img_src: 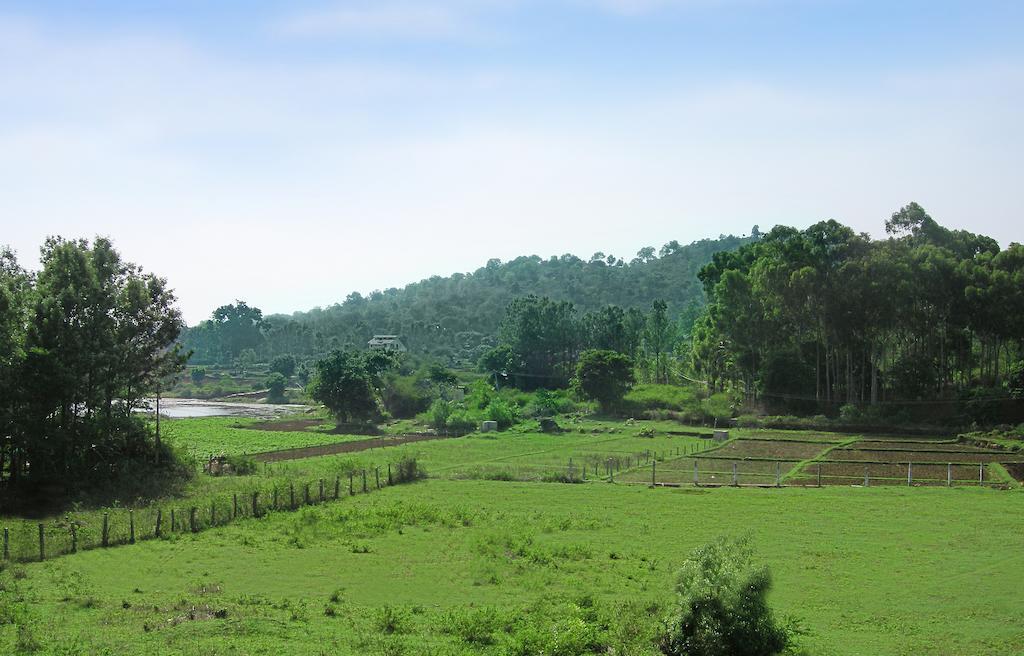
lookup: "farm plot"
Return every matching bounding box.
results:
[701,438,835,461]
[826,448,1017,464]
[797,461,993,485]
[854,439,992,452]
[616,456,800,486]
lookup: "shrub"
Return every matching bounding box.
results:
[382,375,434,419]
[423,399,451,431]
[224,454,257,476]
[446,409,479,432]
[266,373,287,403]
[657,537,789,656]
[485,398,520,428]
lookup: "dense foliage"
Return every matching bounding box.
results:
[0,238,187,496]
[693,204,1024,422]
[573,349,636,412]
[180,234,755,367]
[307,349,396,424]
[658,538,790,656]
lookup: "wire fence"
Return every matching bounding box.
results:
[1,458,422,564]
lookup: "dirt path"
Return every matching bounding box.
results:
[251,432,462,462]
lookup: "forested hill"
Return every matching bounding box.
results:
[182,232,758,365]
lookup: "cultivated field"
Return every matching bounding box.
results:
[3,417,1023,655]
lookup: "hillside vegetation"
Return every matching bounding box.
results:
[181,233,756,366]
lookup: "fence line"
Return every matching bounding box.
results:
[2,459,421,564]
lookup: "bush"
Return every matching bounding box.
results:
[657,537,789,656]
[383,375,434,419]
[485,398,520,428]
[423,399,451,431]
[224,454,257,476]
[624,384,699,412]
[446,409,479,432]
[524,389,579,418]
[266,373,287,403]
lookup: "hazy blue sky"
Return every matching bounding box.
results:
[2,1,1022,324]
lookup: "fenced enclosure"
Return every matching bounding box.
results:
[1,458,421,564]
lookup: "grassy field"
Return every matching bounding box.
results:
[2,481,1022,655]
[3,416,1023,654]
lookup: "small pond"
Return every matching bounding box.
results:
[138,398,308,419]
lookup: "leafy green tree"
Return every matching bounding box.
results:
[190,367,207,385]
[658,537,790,656]
[308,349,395,423]
[573,349,636,412]
[6,237,186,490]
[270,353,297,377]
[266,372,287,402]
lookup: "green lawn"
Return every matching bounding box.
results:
[2,481,1022,655]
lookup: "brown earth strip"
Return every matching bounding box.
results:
[251,432,459,462]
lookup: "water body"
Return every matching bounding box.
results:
[139,398,307,419]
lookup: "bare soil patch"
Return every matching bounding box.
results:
[252,432,455,462]
[705,439,831,461]
[1002,462,1024,482]
[828,448,1021,464]
[238,419,325,432]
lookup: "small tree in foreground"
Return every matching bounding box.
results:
[573,349,635,413]
[658,537,790,656]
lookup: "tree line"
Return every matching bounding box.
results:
[0,238,185,496]
[692,203,1024,420]
[179,233,756,367]
[478,295,690,391]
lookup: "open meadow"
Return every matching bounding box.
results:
[3,417,1023,655]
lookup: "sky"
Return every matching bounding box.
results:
[1,1,1022,325]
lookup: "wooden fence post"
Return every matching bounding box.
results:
[170,508,176,532]
[232,494,238,518]
[375,468,380,489]
[387,464,392,486]
[335,477,341,499]
[651,460,656,486]
[319,479,325,503]
[303,484,310,505]
[190,507,198,533]
[290,483,295,509]
[252,491,259,518]
[102,512,109,547]
[129,510,135,544]
[38,523,44,561]
[362,470,367,493]
[732,462,738,487]
[817,463,822,487]
[155,509,163,538]
[863,466,869,487]
[693,459,699,486]
[776,461,781,488]
[3,527,8,560]
[607,459,613,483]
[947,463,952,487]
[907,462,912,486]
[979,463,984,483]
[349,472,354,496]
[71,523,77,553]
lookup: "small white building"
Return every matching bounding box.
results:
[368,335,407,352]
